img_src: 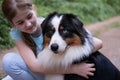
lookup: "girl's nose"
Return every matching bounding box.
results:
[25,20,32,27]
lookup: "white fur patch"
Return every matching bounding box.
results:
[51,15,62,29]
[49,15,67,53]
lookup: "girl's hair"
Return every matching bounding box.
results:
[2,0,37,56]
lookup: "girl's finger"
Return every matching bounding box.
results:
[88,72,94,76]
[89,67,96,72]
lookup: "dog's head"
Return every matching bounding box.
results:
[41,12,89,54]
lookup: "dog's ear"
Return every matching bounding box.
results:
[63,13,83,28]
[70,14,83,28]
[65,14,87,43]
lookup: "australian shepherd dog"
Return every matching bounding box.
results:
[37,12,120,80]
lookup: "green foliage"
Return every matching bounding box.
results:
[0,0,120,49]
[35,0,120,23]
[106,0,120,13]
[0,1,14,49]
[0,13,14,49]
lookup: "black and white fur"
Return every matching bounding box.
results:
[37,12,120,80]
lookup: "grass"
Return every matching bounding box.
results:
[106,22,120,30]
[109,22,120,28]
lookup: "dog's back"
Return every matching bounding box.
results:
[64,51,120,80]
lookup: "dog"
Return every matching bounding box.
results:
[37,12,120,80]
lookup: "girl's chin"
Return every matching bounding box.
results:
[30,27,37,34]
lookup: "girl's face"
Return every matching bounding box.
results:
[12,9,38,34]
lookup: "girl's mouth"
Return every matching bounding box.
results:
[27,26,34,31]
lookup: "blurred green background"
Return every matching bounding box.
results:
[0,0,120,49]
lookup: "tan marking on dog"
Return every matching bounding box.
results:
[60,26,64,30]
[66,34,82,46]
[44,35,50,47]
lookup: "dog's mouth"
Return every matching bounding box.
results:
[50,43,70,54]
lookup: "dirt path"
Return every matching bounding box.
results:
[99,27,120,70]
[0,16,120,78]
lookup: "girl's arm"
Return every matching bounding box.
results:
[92,37,103,52]
[14,40,96,79]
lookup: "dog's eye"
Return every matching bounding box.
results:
[46,30,54,38]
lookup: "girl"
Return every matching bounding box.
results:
[1,0,102,80]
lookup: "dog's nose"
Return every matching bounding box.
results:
[51,43,58,53]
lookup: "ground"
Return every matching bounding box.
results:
[0,16,120,78]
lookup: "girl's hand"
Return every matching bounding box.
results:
[70,62,95,79]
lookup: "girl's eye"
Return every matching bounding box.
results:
[27,13,33,20]
[18,21,24,25]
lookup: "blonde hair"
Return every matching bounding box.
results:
[2,0,37,56]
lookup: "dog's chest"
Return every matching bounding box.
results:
[37,43,92,69]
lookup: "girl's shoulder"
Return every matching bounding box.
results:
[10,27,20,32]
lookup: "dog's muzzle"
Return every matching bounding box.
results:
[50,43,70,54]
